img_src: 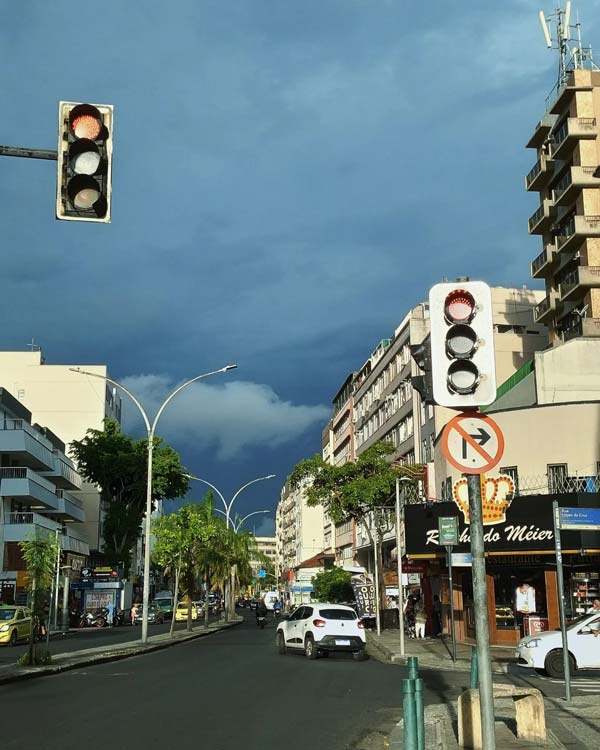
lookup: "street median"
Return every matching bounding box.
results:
[0,616,244,686]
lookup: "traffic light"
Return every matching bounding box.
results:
[56,101,113,222]
[429,281,496,408]
[409,335,435,405]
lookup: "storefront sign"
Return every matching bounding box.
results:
[451,553,473,567]
[438,516,459,545]
[351,573,376,618]
[81,567,120,582]
[84,590,115,611]
[405,495,600,556]
[523,617,549,636]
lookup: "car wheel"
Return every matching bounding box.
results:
[9,629,18,646]
[305,635,318,660]
[545,649,575,679]
[320,650,330,658]
[353,648,368,662]
[276,631,286,655]
[95,617,106,628]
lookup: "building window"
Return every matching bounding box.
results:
[500,466,519,495]
[548,464,568,494]
[442,477,452,501]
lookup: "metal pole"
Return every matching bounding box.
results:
[62,572,70,631]
[396,478,405,655]
[52,531,61,630]
[0,145,58,160]
[553,500,572,702]
[446,544,456,662]
[374,532,381,636]
[140,431,154,644]
[467,473,496,750]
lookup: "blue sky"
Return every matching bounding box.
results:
[2,1,597,534]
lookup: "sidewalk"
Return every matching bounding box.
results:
[0,616,243,686]
[367,629,515,673]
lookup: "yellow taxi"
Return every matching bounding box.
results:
[174,602,198,622]
[0,605,33,646]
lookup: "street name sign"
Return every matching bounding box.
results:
[438,516,459,545]
[558,507,600,531]
[441,412,504,475]
[258,569,266,578]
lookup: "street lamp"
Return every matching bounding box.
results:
[70,364,237,644]
[212,508,270,534]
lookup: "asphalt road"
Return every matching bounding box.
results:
[0,616,219,667]
[0,611,466,750]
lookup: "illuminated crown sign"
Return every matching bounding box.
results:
[452,475,515,525]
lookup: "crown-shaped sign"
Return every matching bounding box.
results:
[452,475,515,526]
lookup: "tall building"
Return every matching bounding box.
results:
[0,351,121,555]
[527,67,600,345]
[0,388,86,604]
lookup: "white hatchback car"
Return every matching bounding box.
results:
[516,611,600,677]
[276,603,367,660]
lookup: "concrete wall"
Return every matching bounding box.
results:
[535,338,600,404]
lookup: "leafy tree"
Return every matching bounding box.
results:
[71,419,189,574]
[312,567,354,603]
[19,533,59,665]
[290,441,422,610]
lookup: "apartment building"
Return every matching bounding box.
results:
[527,67,600,345]
[275,477,324,583]
[0,388,87,604]
[321,420,335,555]
[0,351,121,555]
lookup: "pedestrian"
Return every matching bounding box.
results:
[587,598,600,613]
[432,594,442,638]
[414,596,426,639]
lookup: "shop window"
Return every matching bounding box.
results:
[548,464,568,493]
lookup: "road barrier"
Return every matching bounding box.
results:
[403,657,425,750]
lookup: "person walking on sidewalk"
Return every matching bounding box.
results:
[432,594,442,638]
[414,596,426,638]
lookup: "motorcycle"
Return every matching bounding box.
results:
[80,607,109,628]
[112,608,128,627]
[256,614,267,629]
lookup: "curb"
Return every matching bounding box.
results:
[366,639,510,674]
[0,618,243,686]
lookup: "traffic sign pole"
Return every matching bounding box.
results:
[553,500,572,702]
[467,473,496,750]
[446,544,456,663]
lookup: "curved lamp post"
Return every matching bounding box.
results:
[70,364,237,643]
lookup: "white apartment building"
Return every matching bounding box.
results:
[0,387,87,604]
[0,351,121,555]
[276,477,324,584]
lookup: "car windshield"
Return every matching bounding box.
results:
[568,613,599,631]
[319,609,357,620]
[0,609,16,620]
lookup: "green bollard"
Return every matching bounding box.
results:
[402,678,418,750]
[470,646,479,689]
[414,677,425,750]
[407,655,419,680]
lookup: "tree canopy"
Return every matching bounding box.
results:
[71,418,189,573]
[312,567,354,603]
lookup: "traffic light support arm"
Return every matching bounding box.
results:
[0,145,58,160]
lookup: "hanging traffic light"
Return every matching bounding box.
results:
[429,281,496,408]
[56,102,113,222]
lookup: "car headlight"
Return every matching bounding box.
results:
[0,624,10,632]
[524,638,541,648]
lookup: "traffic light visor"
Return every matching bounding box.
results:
[444,290,475,324]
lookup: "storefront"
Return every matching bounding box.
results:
[405,493,600,645]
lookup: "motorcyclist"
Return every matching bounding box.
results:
[273,599,282,618]
[255,598,268,622]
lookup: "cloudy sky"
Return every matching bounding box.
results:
[2,1,596,533]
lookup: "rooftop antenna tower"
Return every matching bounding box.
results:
[539,3,598,92]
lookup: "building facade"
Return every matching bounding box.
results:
[0,388,87,605]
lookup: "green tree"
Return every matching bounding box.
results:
[19,533,59,665]
[71,419,189,574]
[312,567,354,603]
[290,441,422,610]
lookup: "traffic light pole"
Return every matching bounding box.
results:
[0,145,57,160]
[467,473,496,750]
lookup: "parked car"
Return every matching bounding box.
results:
[174,602,199,622]
[133,605,165,625]
[0,606,33,646]
[516,611,600,677]
[276,603,367,660]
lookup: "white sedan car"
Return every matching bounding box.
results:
[276,603,366,660]
[516,611,600,677]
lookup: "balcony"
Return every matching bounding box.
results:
[53,489,86,522]
[40,452,82,490]
[526,113,557,149]
[559,266,600,301]
[3,511,61,543]
[553,166,600,206]
[551,118,597,159]
[61,525,90,556]
[0,467,60,510]
[556,215,600,254]
[528,199,554,235]
[525,151,556,191]
[563,317,600,341]
[549,72,594,114]
[0,420,55,471]
[531,244,555,279]
[534,295,555,324]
